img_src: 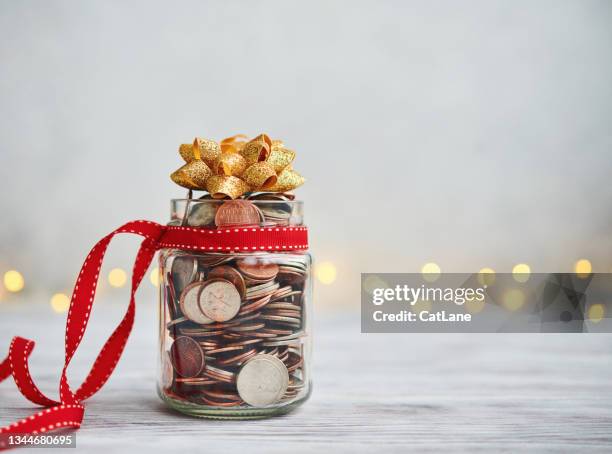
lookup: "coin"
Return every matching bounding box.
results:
[237,260,279,280]
[199,279,241,322]
[207,265,247,298]
[170,336,205,378]
[214,200,263,228]
[179,282,214,324]
[171,255,198,296]
[236,354,289,407]
[187,202,217,227]
[161,351,174,389]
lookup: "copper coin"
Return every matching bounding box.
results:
[214,200,263,228]
[207,265,247,298]
[237,260,279,280]
[170,336,205,378]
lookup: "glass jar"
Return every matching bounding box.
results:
[157,196,312,418]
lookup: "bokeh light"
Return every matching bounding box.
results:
[3,270,24,293]
[362,275,388,295]
[465,295,486,314]
[477,267,495,286]
[503,289,525,311]
[512,263,531,283]
[315,262,337,285]
[50,293,70,313]
[574,259,592,278]
[150,267,160,287]
[108,268,127,288]
[587,303,605,323]
[421,262,440,283]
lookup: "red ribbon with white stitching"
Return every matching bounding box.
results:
[0,220,308,449]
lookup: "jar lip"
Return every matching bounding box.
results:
[171,198,303,206]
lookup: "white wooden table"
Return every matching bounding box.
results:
[1,302,611,452]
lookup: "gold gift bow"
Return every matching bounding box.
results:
[170,134,305,199]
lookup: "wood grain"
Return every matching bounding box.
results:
[1,303,611,452]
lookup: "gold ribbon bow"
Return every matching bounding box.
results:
[170,134,305,199]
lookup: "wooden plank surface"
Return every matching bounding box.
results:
[1,302,611,452]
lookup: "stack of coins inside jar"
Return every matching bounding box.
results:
[158,194,311,416]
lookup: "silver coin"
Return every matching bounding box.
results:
[179,282,213,324]
[236,354,289,407]
[199,280,241,322]
[187,202,217,227]
[171,256,198,296]
[161,351,174,389]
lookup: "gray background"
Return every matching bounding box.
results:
[1,2,612,452]
[1,0,612,311]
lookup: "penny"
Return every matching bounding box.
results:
[214,200,263,228]
[170,336,205,378]
[198,255,233,267]
[216,348,258,366]
[237,260,279,280]
[236,354,289,407]
[199,279,241,322]
[207,265,247,298]
[179,282,214,324]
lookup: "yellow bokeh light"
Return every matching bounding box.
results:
[477,268,495,286]
[150,267,160,287]
[4,270,25,293]
[465,295,486,314]
[512,263,531,283]
[50,293,70,313]
[108,268,127,288]
[503,289,525,311]
[574,259,592,278]
[421,262,441,283]
[315,261,337,285]
[362,275,388,295]
[587,304,605,323]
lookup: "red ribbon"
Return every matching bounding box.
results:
[0,220,308,448]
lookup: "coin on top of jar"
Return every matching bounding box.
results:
[236,353,289,407]
[169,336,205,378]
[179,282,214,324]
[187,201,217,227]
[198,278,241,322]
[214,199,264,228]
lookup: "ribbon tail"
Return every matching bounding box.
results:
[75,239,158,401]
[0,351,12,382]
[0,221,165,448]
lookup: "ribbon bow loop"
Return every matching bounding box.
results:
[170,134,305,199]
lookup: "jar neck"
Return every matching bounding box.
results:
[170,197,304,228]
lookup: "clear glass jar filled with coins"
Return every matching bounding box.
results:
[157,193,312,418]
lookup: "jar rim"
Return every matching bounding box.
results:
[171,198,303,206]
